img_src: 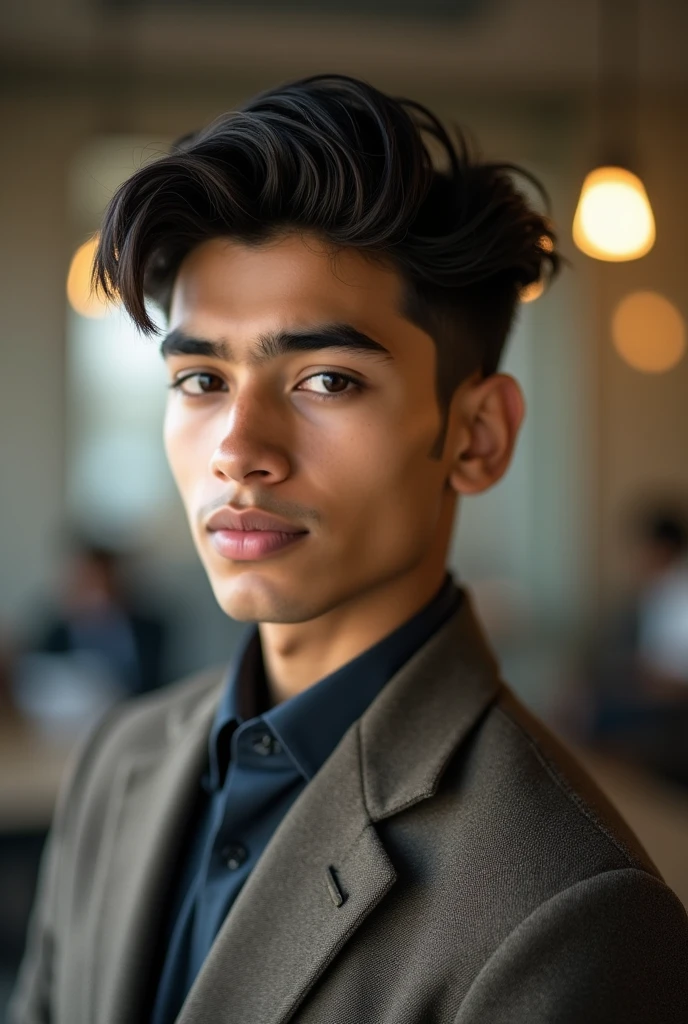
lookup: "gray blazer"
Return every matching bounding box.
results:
[10,590,688,1023]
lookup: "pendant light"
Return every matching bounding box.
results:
[573,0,655,261]
[67,234,111,319]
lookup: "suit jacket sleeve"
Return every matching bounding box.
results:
[7,706,124,1024]
[454,866,688,1024]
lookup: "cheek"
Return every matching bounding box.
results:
[163,405,205,498]
[380,435,446,520]
[321,409,447,534]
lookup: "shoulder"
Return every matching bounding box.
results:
[455,865,688,1023]
[393,676,667,932]
[406,680,687,992]
[450,682,661,878]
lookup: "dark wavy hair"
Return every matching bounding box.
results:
[94,74,560,432]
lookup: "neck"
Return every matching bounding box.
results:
[259,558,450,706]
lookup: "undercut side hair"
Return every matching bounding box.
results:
[94,74,560,436]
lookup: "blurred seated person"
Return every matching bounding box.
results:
[581,503,688,786]
[26,536,168,699]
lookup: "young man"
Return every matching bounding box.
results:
[11,75,688,1024]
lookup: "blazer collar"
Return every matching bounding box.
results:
[360,587,502,820]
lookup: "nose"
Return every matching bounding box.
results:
[209,390,292,486]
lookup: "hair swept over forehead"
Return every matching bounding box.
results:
[93,73,560,384]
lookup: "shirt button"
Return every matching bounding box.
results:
[252,731,282,756]
[221,843,248,871]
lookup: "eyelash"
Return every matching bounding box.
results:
[167,370,364,401]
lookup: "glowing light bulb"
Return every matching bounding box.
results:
[67,235,111,318]
[572,166,655,261]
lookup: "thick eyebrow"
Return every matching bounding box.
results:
[159,323,393,365]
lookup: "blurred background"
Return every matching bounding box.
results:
[1,0,688,1014]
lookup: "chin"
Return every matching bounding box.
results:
[210,571,312,624]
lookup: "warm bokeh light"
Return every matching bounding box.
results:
[612,291,686,373]
[573,166,656,261]
[520,278,545,303]
[66,235,111,318]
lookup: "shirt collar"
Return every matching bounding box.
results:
[206,626,262,791]
[207,571,462,790]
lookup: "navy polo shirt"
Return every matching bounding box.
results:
[151,572,462,1024]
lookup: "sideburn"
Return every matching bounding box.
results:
[401,288,480,461]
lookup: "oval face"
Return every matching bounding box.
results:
[162,231,460,626]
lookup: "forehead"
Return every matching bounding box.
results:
[169,233,408,339]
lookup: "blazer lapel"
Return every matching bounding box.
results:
[360,587,503,821]
[176,589,501,1024]
[92,670,225,1024]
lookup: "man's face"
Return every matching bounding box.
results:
[163,232,462,623]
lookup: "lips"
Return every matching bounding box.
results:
[206,507,308,534]
[205,506,310,562]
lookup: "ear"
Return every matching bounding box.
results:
[447,373,525,496]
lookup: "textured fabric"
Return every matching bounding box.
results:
[151,573,461,1024]
[9,587,688,1024]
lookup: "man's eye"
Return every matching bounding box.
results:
[167,370,363,400]
[296,372,362,398]
[168,373,226,397]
